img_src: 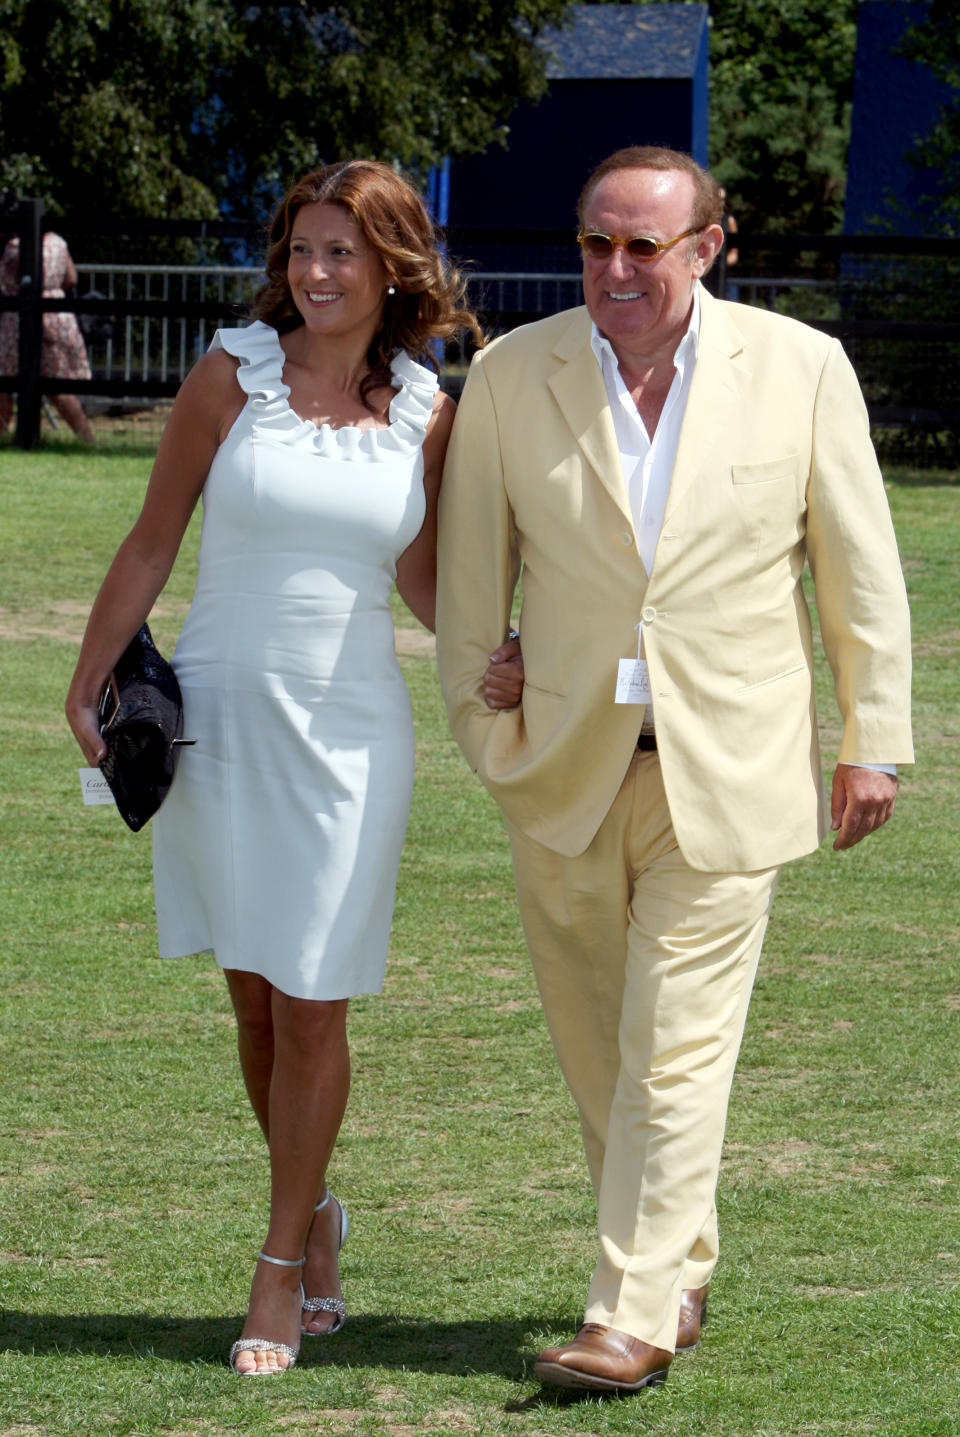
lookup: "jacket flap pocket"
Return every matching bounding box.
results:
[731,455,800,485]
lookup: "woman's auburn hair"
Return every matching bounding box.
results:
[251,159,483,405]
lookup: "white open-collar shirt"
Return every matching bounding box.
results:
[590,286,701,577]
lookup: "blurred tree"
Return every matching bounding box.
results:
[898,0,960,234]
[705,0,859,234]
[0,0,233,220]
[0,0,574,223]
[583,0,857,233]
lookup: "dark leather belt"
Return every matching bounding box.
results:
[637,733,658,752]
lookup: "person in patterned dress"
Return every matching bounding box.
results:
[0,229,94,441]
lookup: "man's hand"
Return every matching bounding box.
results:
[483,637,524,710]
[830,763,899,850]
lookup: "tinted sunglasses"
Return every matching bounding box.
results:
[576,227,700,262]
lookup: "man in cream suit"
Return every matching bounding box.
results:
[436,147,913,1394]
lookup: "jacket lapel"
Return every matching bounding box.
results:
[543,296,751,530]
[547,309,632,522]
[663,287,750,524]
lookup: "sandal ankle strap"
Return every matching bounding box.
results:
[257,1250,305,1268]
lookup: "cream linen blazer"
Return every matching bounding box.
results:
[436,287,913,872]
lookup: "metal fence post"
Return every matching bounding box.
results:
[14,198,44,450]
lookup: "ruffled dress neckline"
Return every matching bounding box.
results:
[212,319,439,462]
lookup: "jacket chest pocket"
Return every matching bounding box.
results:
[730,455,804,560]
[731,456,800,486]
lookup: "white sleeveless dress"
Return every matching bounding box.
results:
[152,321,438,1000]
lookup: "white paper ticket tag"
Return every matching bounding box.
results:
[79,767,114,806]
[615,657,652,705]
[615,617,653,705]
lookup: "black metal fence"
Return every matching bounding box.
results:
[0,199,262,448]
[717,232,960,463]
[3,198,959,464]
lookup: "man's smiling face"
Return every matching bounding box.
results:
[580,167,709,364]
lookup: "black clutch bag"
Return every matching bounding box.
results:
[98,623,194,832]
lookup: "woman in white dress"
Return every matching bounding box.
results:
[66,161,523,1374]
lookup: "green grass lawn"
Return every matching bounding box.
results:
[0,439,958,1435]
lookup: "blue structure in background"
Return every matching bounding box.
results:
[437,2,708,257]
[424,157,451,229]
[845,0,952,234]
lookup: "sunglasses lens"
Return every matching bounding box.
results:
[580,233,662,261]
[581,233,614,259]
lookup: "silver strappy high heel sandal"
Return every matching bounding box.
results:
[229,1251,305,1374]
[301,1189,349,1335]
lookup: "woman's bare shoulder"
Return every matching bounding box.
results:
[163,346,245,447]
[421,388,457,494]
[183,346,241,394]
[428,387,457,432]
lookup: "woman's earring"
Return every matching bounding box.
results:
[387,285,396,295]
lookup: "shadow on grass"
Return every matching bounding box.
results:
[0,1309,579,1383]
[0,436,159,460]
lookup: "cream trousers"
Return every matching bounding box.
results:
[506,750,779,1352]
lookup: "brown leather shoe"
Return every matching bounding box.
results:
[675,1283,710,1352]
[534,1323,672,1393]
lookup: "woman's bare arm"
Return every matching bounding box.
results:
[65,349,243,764]
[394,389,456,633]
[395,389,525,709]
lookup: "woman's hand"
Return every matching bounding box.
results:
[483,636,524,710]
[66,690,107,767]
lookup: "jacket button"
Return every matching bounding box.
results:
[621,530,633,546]
[642,605,657,622]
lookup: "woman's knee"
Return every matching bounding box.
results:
[272,994,348,1052]
[225,968,275,1045]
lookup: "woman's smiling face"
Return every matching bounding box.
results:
[287,201,390,343]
